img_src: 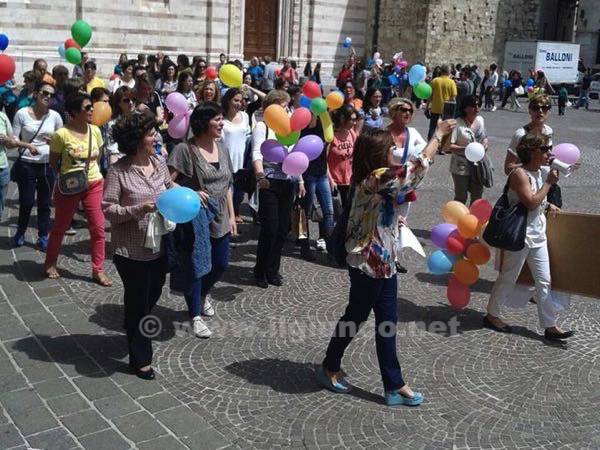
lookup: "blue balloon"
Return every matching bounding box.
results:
[388,75,399,86]
[0,34,8,52]
[58,44,66,59]
[504,79,511,88]
[366,58,374,67]
[408,64,426,86]
[526,78,535,87]
[343,42,350,48]
[299,95,311,108]
[156,187,201,223]
[427,250,456,275]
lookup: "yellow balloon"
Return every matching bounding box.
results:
[263,104,291,136]
[91,101,112,127]
[326,91,344,110]
[441,201,469,225]
[319,111,334,143]
[218,64,242,88]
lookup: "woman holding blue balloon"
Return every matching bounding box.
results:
[102,110,174,380]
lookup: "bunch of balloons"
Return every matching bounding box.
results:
[165,92,191,139]
[58,20,93,65]
[392,52,408,72]
[218,64,242,88]
[427,199,493,309]
[372,52,383,67]
[408,64,431,100]
[156,187,201,223]
[0,33,15,84]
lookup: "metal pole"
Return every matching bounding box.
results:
[572,0,580,43]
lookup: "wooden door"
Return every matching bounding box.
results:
[244,0,278,59]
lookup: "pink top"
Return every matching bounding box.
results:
[327,129,356,185]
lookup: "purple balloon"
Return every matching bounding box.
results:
[261,139,287,163]
[431,223,457,249]
[282,152,309,177]
[552,143,580,165]
[293,135,324,161]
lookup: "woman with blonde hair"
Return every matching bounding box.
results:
[196,79,220,105]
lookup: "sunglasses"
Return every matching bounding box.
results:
[83,104,94,112]
[398,107,413,114]
[540,145,552,152]
[121,97,132,104]
[349,116,358,121]
[531,105,551,112]
[39,91,55,98]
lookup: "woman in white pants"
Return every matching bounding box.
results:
[484,132,574,341]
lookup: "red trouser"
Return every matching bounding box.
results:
[45,179,106,273]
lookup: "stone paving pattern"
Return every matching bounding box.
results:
[1,106,599,449]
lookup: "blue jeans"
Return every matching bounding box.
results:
[576,89,589,109]
[0,166,9,218]
[184,234,230,317]
[302,174,334,235]
[232,185,245,217]
[323,267,405,391]
[14,161,55,237]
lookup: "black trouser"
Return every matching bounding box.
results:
[114,255,166,369]
[337,185,351,213]
[428,113,441,140]
[558,101,566,115]
[254,179,294,279]
[15,160,54,237]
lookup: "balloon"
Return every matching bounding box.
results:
[527,86,534,93]
[398,60,408,69]
[465,142,485,163]
[343,37,352,48]
[526,78,535,87]
[264,104,291,136]
[319,111,334,143]
[168,114,190,139]
[276,131,300,146]
[91,102,112,127]
[219,63,242,88]
[165,92,189,116]
[441,200,469,224]
[447,275,471,309]
[261,140,287,163]
[299,95,312,108]
[0,54,15,84]
[414,81,432,100]
[58,43,66,58]
[453,259,479,285]
[427,250,455,275]
[293,135,324,161]
[282,152,309,176]
[430,223,457,248]
[387,75,398,86]
[290,107,312,131]
[552,143,580,165]
[457,214,480,239]
[0,34,8,52]
[326,91,344,110]
[408,64,426,86]
[65,47,82,65]
[469,199,492,224]
[302,81,321,99]
[204,66,218,80]
[466,242,491,265]
[310,97,327,115]
[504,79,511,88]
[71,20,92,47]
[64,38,81,50]
[156,187,201,224]
[394,65,402,74]
[373,52,381,59]
[375,58,383,66]
[446,230,466,255]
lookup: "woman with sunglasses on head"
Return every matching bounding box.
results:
[328,105,358,213]
[106,86,136,166]
[45,91,112,286]
[484,132,572,341]
[10,81,63,249]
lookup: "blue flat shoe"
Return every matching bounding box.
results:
[316,366,351,394]
[13,233,24,248]
[36,236,48,252]
[385,390,423,407]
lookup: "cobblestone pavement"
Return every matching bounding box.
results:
[1,106,599,450]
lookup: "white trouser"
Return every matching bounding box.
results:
[510,91,521,109]
[487,242,556,329]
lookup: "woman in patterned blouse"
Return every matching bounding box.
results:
[317,119,455,407]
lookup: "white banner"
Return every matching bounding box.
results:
[535,42,580,84]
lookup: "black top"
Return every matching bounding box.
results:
[301,120,327,177]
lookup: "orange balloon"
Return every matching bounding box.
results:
[453,259,479,285]
[326,91,344,110]
[457,214,479,239]
[441,201,469,225]
[263,104,291,137]
[466,242,491,265]
[91,102,112,127]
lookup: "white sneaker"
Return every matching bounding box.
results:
[202,296,215,317]
[491,106,497,111]
[316,238,327,252]
[192,316,212,338]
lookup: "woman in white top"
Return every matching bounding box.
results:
[108,60,136,94]
[176,72,197,111]
[220,88,250,222]
[447,95,489,205]
[485,132,573,341]
[10,81,63,249]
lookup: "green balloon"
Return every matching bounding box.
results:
[414,81,432,100]
[71,20,92,47]
[65,47,82,65]
[310,97,327,115]
[276,131,300,146]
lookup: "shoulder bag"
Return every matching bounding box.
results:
[57,126,93,195]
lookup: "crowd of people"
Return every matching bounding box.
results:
[0,50,575,403]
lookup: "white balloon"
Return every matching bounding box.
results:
[465,142,485,163]
[373,52,381,59]
[375,58,383,66]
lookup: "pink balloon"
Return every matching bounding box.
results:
[261,139,287,163]
[552,143,580,165]
[292,135,324,161]
[290,107,312,132]
[447,275,471,309]
[168,114,189,139]
[469,199,492,223]
[165,92,189,116]
[282,152,309,177]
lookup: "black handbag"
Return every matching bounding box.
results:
[57,127,93,195]
[482,176,528,251]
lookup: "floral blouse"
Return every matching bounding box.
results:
[345,156,429,278]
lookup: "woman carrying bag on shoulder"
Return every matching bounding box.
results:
[45,91,112,286]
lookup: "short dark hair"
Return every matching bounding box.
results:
[221,88,241,113]
[189,102,223,136]
[84,61,97,71]
[90,87,110,103]
[516,132,550,165]
[177,54,190,68]
[332,104,357,129]
[122,60,135,72]
[177,72,193,92]
[52,65,69,78]
[458,95,479,118]
[65,91,91,116]
[111,110,157,155]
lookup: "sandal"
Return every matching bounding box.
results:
[92,272,113,287]
[45,267,60,279]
